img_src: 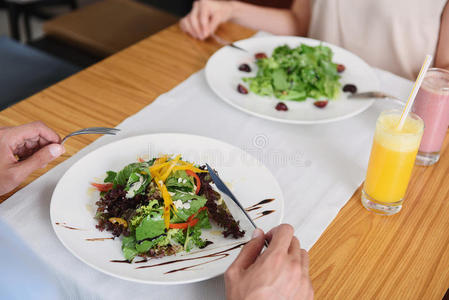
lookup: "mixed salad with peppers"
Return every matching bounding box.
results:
[92,155,244,262]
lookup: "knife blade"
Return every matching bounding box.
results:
[348,91,389,99]
[348,91,405,106]
[206,164,269,247]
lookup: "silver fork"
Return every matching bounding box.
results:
[61,127,120,145]
[348,91,405,106]
[211,33,248,52]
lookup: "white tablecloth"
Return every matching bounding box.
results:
[0,63,412,298]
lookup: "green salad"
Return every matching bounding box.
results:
[243,44,341,101]
[93,155,245,262]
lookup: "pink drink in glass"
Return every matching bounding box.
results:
[413,68,449,165]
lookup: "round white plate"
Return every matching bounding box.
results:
[205,36,380,124]
[50,134,283,284]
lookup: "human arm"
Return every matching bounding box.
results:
[435,1,449,70]
[225,224,314,300]
[0,121,65,196]
[180,0,310,40]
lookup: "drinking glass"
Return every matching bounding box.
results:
[362,110,424,215]
[413,68,449,166]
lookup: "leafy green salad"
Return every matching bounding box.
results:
[243,44,342,101]
[93,155,244,262]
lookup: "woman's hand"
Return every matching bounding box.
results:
[225,224,313,300]
[0,122,65,196]
[180,0,234,40]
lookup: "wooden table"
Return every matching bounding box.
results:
[1,23,449,299]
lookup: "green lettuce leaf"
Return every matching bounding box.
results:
[130,199,159,229]
[195,209,211,229]
[170,193,207,223]
[114,162,150,187]
[135,234,167,253]
[122,235,138,261]
[135,209,165,241]
[165,170,194,193]
[104,171,117,183]
[183,227,207,252]
[272,69,289,91]
[124,172,150,198]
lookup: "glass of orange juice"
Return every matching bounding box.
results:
[362,110,424,215]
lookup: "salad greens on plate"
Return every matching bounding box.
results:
[92,155,245,262]
[243,44,341,101]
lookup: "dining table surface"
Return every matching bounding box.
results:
[1,22,449,300]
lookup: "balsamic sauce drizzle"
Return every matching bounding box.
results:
[246,206,261,212]
[135,259,149,264]
[110,259,131,264]
[165,256,226,274]
[253,210,275,220]
[136,242,247,273]
[55,222,84,230]
[85,237,114,241]
[245,198,275,211]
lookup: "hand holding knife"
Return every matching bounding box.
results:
[206,164,269,248]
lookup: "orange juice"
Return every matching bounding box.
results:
[362,110,423,215]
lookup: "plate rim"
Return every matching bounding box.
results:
[50,133,284,284]
[205,35,379,124]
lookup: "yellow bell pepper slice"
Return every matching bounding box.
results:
[153,155,169,165]
[155,178,170,228]
[108,217,128,228]
[150,161,170,171]
[155,177,177,229]
[160,154,181,182]
[149,161,170,177]
[149,155,173,178]
[172,165,207,173]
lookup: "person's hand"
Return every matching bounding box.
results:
[0,122,65,196]
[180,0,234,40]
[225,224,313,300]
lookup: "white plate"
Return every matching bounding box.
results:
[50,134,283,284]
[205,36,380,124]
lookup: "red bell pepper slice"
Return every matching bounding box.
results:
[187,207,207,222]
[170,207,208,229]
[169,218,199,229]
[185,169,201,194]
[91,182,113,192]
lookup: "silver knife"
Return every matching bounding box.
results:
[348,91,405,106]
[206,164,269,247]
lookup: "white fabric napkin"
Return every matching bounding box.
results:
[0,66,412,298]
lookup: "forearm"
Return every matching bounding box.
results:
[228,1,307,36]
[435,1,449,71]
